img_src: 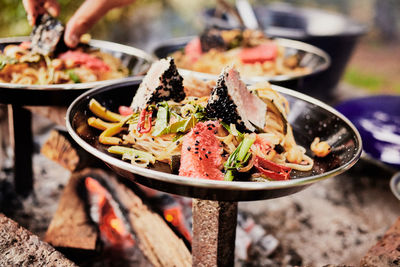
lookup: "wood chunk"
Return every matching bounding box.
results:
[360,217,400,267]
[41,129,100,172]
[104,171,192,267]
[44,169,98,250]
[45,168,191,266]
[26,106,67,126]
[0,213,77,266]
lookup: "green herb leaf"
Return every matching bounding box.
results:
[68,70,81,83]
[224,135,255,181]
[221,122,244,140]
[152,102,170,136]
[169,115,197,134]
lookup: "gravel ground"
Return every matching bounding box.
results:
[240,158,400,266]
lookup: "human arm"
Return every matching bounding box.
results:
[23,0,136,47]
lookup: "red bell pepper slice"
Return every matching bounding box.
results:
[137,108,153,134]
[254,156,291,181]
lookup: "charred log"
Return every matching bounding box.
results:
[0,213,77,266]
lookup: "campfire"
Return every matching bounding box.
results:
[1,124,400,266]
[85,176,135,250]
[38,129,279,266]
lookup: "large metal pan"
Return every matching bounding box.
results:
[66,79,361,201]
[0,36,155,106]
[202,3,367,101]
[153,36,330,100]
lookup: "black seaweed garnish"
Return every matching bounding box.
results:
[30,14,65,56]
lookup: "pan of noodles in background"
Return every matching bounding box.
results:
[153,35,330,101]
[66,79,361,201]
[202,3,367,101]
[0,36,155,106]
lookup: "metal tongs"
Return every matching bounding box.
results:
[30,14,66,56]
[235,0,264,31]
[215,0,263,31]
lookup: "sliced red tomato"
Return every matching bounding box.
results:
[118,106,134,116]
[254,156,291,181]
[59,50,110,72]
[240,42,278,64]
[184,37,202,63]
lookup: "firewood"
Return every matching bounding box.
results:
[44,169,98,250]
[46,168,191,266]
[0,213,77,266]
[26,106,67,126]
[41,129,100,172]
[360,216,400,267]
[103,170,192,267]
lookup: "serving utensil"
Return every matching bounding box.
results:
[235,0,263,30]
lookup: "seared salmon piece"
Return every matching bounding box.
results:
[179,121,224,180]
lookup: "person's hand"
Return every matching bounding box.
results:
[23,0,135,47]
[23,0,60,25]
[64,0,135,47]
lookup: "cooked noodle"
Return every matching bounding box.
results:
[87,77,324,181]
[0,44,128,85]
[172,29,311,78]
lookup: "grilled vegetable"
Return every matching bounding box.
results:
[224,135,255,181]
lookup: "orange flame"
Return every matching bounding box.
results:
[164,207,192,242]
[85,177,135,248]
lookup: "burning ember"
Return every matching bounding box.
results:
[85,177,135,249]
[164,206,192,242]
[138,184,193,243]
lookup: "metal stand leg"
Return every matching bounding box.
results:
[9,105,33,196]
[192,199,238,266]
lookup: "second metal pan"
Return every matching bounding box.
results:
[153,36,331,100]
[0,36,155,106]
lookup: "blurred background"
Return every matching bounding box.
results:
[0,0,399,95]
